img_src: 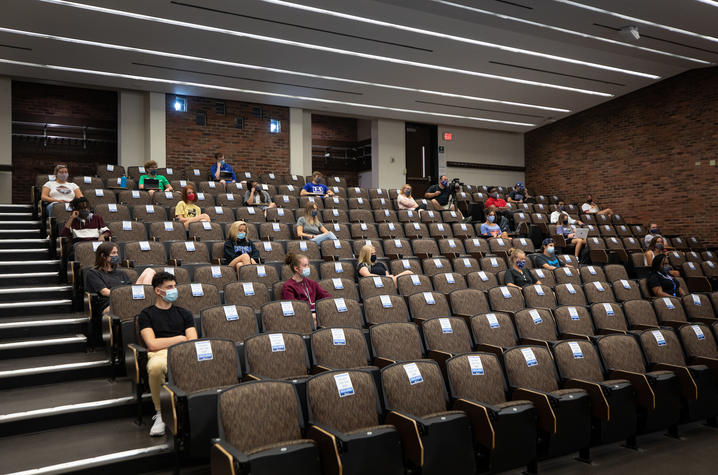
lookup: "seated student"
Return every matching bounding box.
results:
[210,152,236,183]
[138,160,173,197]
[60,197,111,243]
[479,209,508,239]
[550,201,584,225]
[243,179,276,217]
[139,271,198,436]
[507,182,531,204]
[296,202,337,245]
[644,223,662,247]
[41,164,83,216]
[85,242,155,314]
[357,244,412,287]
[505,248,541,289]
[425,175,453,211]
[281,252,330,326]
[175,185,210,229]
[534,238,571,271]
[484,187,508,210]
[644,235,679,277]
[556,212,586,259]
[301,171,334,197]
[396,184,425,212]
[648,254,686,299]
[224,220,259,271]
[581,194,613,216]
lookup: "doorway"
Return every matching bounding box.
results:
[405,123,437,197]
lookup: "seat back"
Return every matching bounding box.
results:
[363,295,410,325]
[370,322,424,362]
[678,323,718,359]
[218,381,305,454]
[596,334,646,373]
[682,294,716,320]
[307,370,380,432]
[584,281,616,304]
[244,332,309,379]
[653,297,688,323]
[448,288,490,318]
[432,272,467,295]
[193,265,237,289]
[396,273,432,297]
[623,299,659,328]
[167,338,240,392]
[175,283,220,314]
[480,256,507,274]
[552,340,605,382]
[169,241,210,264]
[150,221,187,242]
[358,276,397,299]
[553,305,595,336]
[445,353,507,405]
[188,222,224,242]
[579,266,606,283]
[381,360,447,417]
[109,284,154,322]
[466,271,498,292]
[590,303,628,332]
[315,297,364,328]
[223,281,270,312]
[261,300,314,335]
[612,279,642,302]
[553,266,582,286]
[451,257,479,276]
[108,221,147,242]
[522,284,557,309]
[514,308,558,341]
[487,286,525,313]
[311,328,371,369]
[200,304,258,342]
[238,264,280,289]
[604,264,629,282]
[555,283,588,307]
[470,312,517,348]
[319,260,356,280]
[639,329,687,366]
[503,346,559,393]
[408,291,450,322]
[422,316,472,355]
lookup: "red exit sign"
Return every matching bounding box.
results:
[443,132,453,141]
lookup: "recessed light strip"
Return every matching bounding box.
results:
[32,0,613,96]
[552,0,718,44]
[432,0,712,65]
[695,0,718,7]
[0,27,570,113]
[256,0,660,78]
[0,57,537,127]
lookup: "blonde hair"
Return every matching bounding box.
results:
[358,244,374,265]
[508,247,525,264]
[228,220,248,241]
[400,184,412,196]
[303,201,319,226]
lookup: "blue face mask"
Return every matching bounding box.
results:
[650,228,659,234]
[149,169,157,176]
[663,266,672,275]
[220,160,226,165]
[441,180,448,187]
[404,189,411,196]
[237,232,246,240]
[487,215,495,223]
[370,255,377,263]
[517,260,526,269]
[547,246,555,256]
[109,255,120,265]
[162,288,178,303]
[312,210,318,217]
[301,267,311,278]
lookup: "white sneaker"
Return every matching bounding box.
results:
[150,411,165,437]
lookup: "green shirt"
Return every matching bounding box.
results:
[139,174,170,190]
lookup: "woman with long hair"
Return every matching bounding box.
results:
[175,184,210,229]
[356,244,412,287]
[224,220,259,271]
[296,201,337,244]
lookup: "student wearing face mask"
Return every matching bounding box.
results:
[480,210,508,238]
[556,212,586,259]
[425,175,458,212]
[41,164,84,216]
[243,179,276,217]
[647,254,686,298]
[296,202,337,244]
[60,196,111,243]
[549,201,584,225]
[210,152,236,183]
[139,271,198,437]
[175,185,211,228]
[138,160,173,196]
[357,244,412,287]
[301,171,334,197]
[85,242,131,315]
[224,220,259,271]
[281,252,330,326]
[396,184,426,211]
[505,248,541,289]
[581,194,613,216]
[535,238,568,271]
[644,223,663,247]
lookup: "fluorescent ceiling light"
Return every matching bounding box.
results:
[0,27,570,113]
[695,0,718,6]
[432,0,712,65]
[0,57,537,127]
[257,0,659,78]
[552,0,718,44]
[33,0,613,96]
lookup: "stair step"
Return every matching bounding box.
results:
[0,417,171,475]
[0,221,41,230]
[0,285,72,303]
[0,229,43,239]
[0,204,33,212]
[0,351,111,389]
[0,271,59,286]
[0,248,50,260]
[0,238,50,250]
[0,333,87,358]
[0,299,73,317]
[0,260,61,274]
[0,314,89,339]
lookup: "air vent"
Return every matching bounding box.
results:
[216,102,225,115]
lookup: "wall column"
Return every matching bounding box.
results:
[145,92,166,167]
[289,107,311,176]
[371,118,405,189]
[0,77,11,203]
[118,90,146,168]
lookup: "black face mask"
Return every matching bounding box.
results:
[562,220,568,225]
[79,209,91,219]
[370,255,377,263]
[586,198,593,204]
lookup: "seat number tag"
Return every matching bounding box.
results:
[195,341,213,361]
[569,342,583,359]
[521,348,538,367]
[468,355,484,375]
[404,363,423,384]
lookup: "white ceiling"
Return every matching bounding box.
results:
[0,0,716,131]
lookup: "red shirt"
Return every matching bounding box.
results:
[485,197,507,208]
[281,277,331,311]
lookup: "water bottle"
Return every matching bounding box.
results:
[120,175,127,188]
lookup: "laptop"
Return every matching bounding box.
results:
[220,170,234,179]
[143,178,160,190]
[573,227,589,240]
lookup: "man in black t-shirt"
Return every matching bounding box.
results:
[425,175,452,211]
[138,271,197,436]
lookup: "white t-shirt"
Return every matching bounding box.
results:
[581,203,599,213]
[43,180,79,201]
[550,211,577,224]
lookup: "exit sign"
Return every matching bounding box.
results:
[443,132,453,141]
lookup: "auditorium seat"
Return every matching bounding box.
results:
[389,258,421,276]
[132,204,168,222]
[407,291,450,324]
[363,295,411,325]
[514,308,573,348]
[421,316,473,371]
[310,328,376,374]
[448,288,490,322]
[466,270,499,292]
[358,276,396,300]
[531,268,556,288]
[584,281,616,304]
[193,265,237,289]
[314,296,363,329]
[431,272,467,296]
[681,293,717,326]
[238,264,280,293]
[369,322,424,366]
[175,283,220,316]
[204,205,235,223]
[150,221,186,242]
[522,284,557,310]
[124,240,167,266]
[188,221,224,242]
[261,300,314,335]
[320,239,354,261]
[382,238,412,259]
[319,260,355,281]
[488,285,524,315]
[553,305,596,337]
[200,304,258,345]
[257,240,286,263]
[555,283,588,307]
[421,256,452,277]
[108,220,147,242]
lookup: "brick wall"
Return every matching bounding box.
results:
[311,114,363,187]
[525,66,718,246]
[12,81,117,203]
[165,96,289,177]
